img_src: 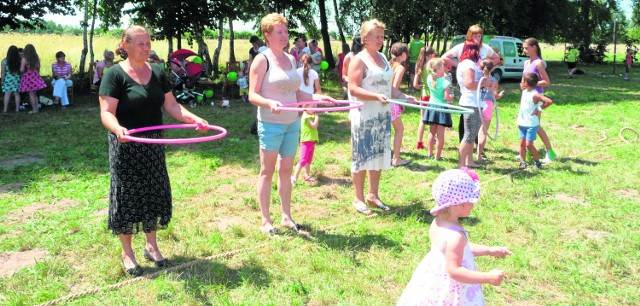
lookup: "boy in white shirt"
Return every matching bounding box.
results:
[518,73,553,170]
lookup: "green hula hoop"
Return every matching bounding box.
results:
[387,98,474,114]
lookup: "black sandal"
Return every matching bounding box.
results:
[143,248,169,268]
[121,259,143,276]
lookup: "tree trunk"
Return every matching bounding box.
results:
[229,17,236,62]
[212,18,224,78]
[79,0,88,76]
[177,32,182,50]
[168,34,173,57]
[332,0,346,45]
[89,0,97,64]
[580,0,592,61]
[318,0,335,68]
[196,34,211,77]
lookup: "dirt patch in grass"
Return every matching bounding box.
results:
[563,229,611,242]
[554,193,589,207]
[5,199,82,225]
[0,182,27,193]
[618,189,639,200]
[0,153,45,170]
[91,208,109,217]
[0,249,49,277]
[208,216,252,232]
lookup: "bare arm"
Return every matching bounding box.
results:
[469,243,512,257]
[463,68,492,91]
[444,86,453,103]
[445,231,505,286]
[307,115,319,129]
[442,44,460,67]
[313,77,322,94]
[162,91,209,130]
[533,93,553,109]
[535,60,551,88]
[391,64,405,89]
[99,95,128,142]
[412,70,422,89]
[341,55,351,82]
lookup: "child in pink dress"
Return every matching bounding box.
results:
[397,168,511,306]
[19,44,47,114]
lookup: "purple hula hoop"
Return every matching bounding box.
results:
[277,100,363,112]
[124,124,228,144]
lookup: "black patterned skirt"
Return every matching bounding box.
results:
[107,132,172,235]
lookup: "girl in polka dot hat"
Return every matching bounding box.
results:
[397,168,512,305]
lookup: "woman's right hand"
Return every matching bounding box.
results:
[487,270,505,286]
[115,126,129,143]
[269,100,283,114]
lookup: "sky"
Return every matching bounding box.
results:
[44,0,635,32]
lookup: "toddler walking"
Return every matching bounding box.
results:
[292,109,319,184]
[237,71,249,102]
[518,73,553,170]
[397,168,511,305]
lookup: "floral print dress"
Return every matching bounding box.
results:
[397,222,485,306]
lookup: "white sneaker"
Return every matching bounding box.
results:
[540,157,552,164]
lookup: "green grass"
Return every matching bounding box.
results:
[0,61,639,305]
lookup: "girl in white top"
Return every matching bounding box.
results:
[296,53,321,94]
[348,19,416,216]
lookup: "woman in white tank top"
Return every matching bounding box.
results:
[347,19,417,216]
[248,13,334,236]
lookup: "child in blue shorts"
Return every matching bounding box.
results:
[518,73,553,170]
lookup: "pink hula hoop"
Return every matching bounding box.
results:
[277,100,363,112]
[124,124,228,144]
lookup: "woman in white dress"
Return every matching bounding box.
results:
[348,19,416,215]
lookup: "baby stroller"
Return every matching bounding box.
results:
[168,49,207,108]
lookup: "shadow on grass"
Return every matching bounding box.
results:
[308,229,400,255]
[159,257,270,304]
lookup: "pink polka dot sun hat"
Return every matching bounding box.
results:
[430,167,481,215]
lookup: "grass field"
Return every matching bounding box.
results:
[1,34,639,305]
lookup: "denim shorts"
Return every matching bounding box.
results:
[518,125,539,142]
[257,119,300,157]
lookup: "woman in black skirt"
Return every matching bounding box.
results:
[99,25,209,276]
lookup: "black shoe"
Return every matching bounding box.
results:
[143,248,169,268]
[121,259,144,276]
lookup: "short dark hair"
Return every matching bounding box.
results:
[249,36,259,43]
[55,51,65,58]
[524,72,539,88]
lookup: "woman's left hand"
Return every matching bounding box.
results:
[313,94,336,106]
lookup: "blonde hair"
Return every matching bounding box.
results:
[427,57,444,74]
[360,19,386,43]
[427,57,444,87]
[116,25,148,59]
[466,24,483,42]
[261,13,288,44]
